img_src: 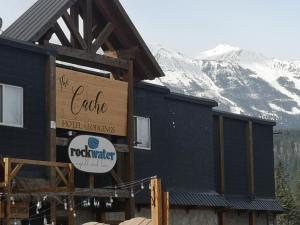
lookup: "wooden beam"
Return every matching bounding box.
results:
[9,158,69,168]
[70,4,79,47]
[68,164,75,225]
[125,60,135,219]
[92,22,114,53]
[73,188,129,198]
[89,174,95,189]
[249,211,256,225]
[219,116,225,194]
[218,211,225,225]
[246,121,255,197]
[151,179,162,225]
[4,158,11,225]
[110,169,123,184]
[48,44,129,71]
[53,23,72,47]
[62,12,87,50]
[56,137,129,153]
[9,164,23,180]
[162,192,170,225]
[55,167,68,186]
[13,187,68,194]
[83,0,93,51]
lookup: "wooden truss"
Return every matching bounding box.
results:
[39,0,137,74]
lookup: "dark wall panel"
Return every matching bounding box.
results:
[0,42,48,176]
[134,84,216,193]
[223,118,248,196]
[253,123,275,197]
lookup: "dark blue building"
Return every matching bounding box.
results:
[134,82,282,225]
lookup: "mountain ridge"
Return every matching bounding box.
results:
[147,43,300,129]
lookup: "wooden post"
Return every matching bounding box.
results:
[125,60,135,219]
[246,121,255,197]
[247,121,256,225]
[249,211,256,225]
[4,158,11,225]
[162,192,169,225]
[151,179,162,225]
[219,116,225,194]
[89,174,95,189]
[218,211,225,225]
[46,54,57,224]
[68,164,75,225]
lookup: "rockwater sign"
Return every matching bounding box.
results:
[68,135,117,173]
[56,67,128,136]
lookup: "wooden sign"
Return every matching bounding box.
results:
[56,67,128,136]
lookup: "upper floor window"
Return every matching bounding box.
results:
[134,116,151,150]
[0,84,23,127]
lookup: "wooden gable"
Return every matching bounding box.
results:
[2,0,164,80]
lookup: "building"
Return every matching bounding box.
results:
[134,82,282,225]
[0,0,282,225]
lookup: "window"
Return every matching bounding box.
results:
[0,84,23,127]
[134,116,151,150]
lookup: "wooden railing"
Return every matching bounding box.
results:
[0,157,74,222]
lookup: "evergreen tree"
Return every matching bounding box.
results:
[275,161,299,225]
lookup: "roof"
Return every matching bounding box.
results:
[213,110,276,126]
[0,36,56,56]
[166,93,218,107]
[134,81,218,107]
[226,197,283,213]
[3,0,76,42]
[2,0,164,80]
[170,192,228,208]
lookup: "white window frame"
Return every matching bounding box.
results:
[0,83,24,128]
[134,116,151,150]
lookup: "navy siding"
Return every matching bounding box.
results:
[253,123,275,197]
[0,41,49,176]
[223,118,249,196]
[134,83,216,193]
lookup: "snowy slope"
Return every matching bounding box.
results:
[148,44,300,129]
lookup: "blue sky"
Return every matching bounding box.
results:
[1,0,300,60]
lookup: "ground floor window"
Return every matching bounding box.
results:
[0,84,23,127]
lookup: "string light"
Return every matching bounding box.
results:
[63,199,68,210]
[105,202,112,208]
[0,176,157,224]
[130,188,135,198]
[43,214,47,225]
[37,201,42,209]
[114,187,118,198]
[10,196,15,205]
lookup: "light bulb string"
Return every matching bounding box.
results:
[0,175,157,202]
[0,175,156,223]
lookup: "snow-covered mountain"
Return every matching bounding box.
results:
[148,44,300,129]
